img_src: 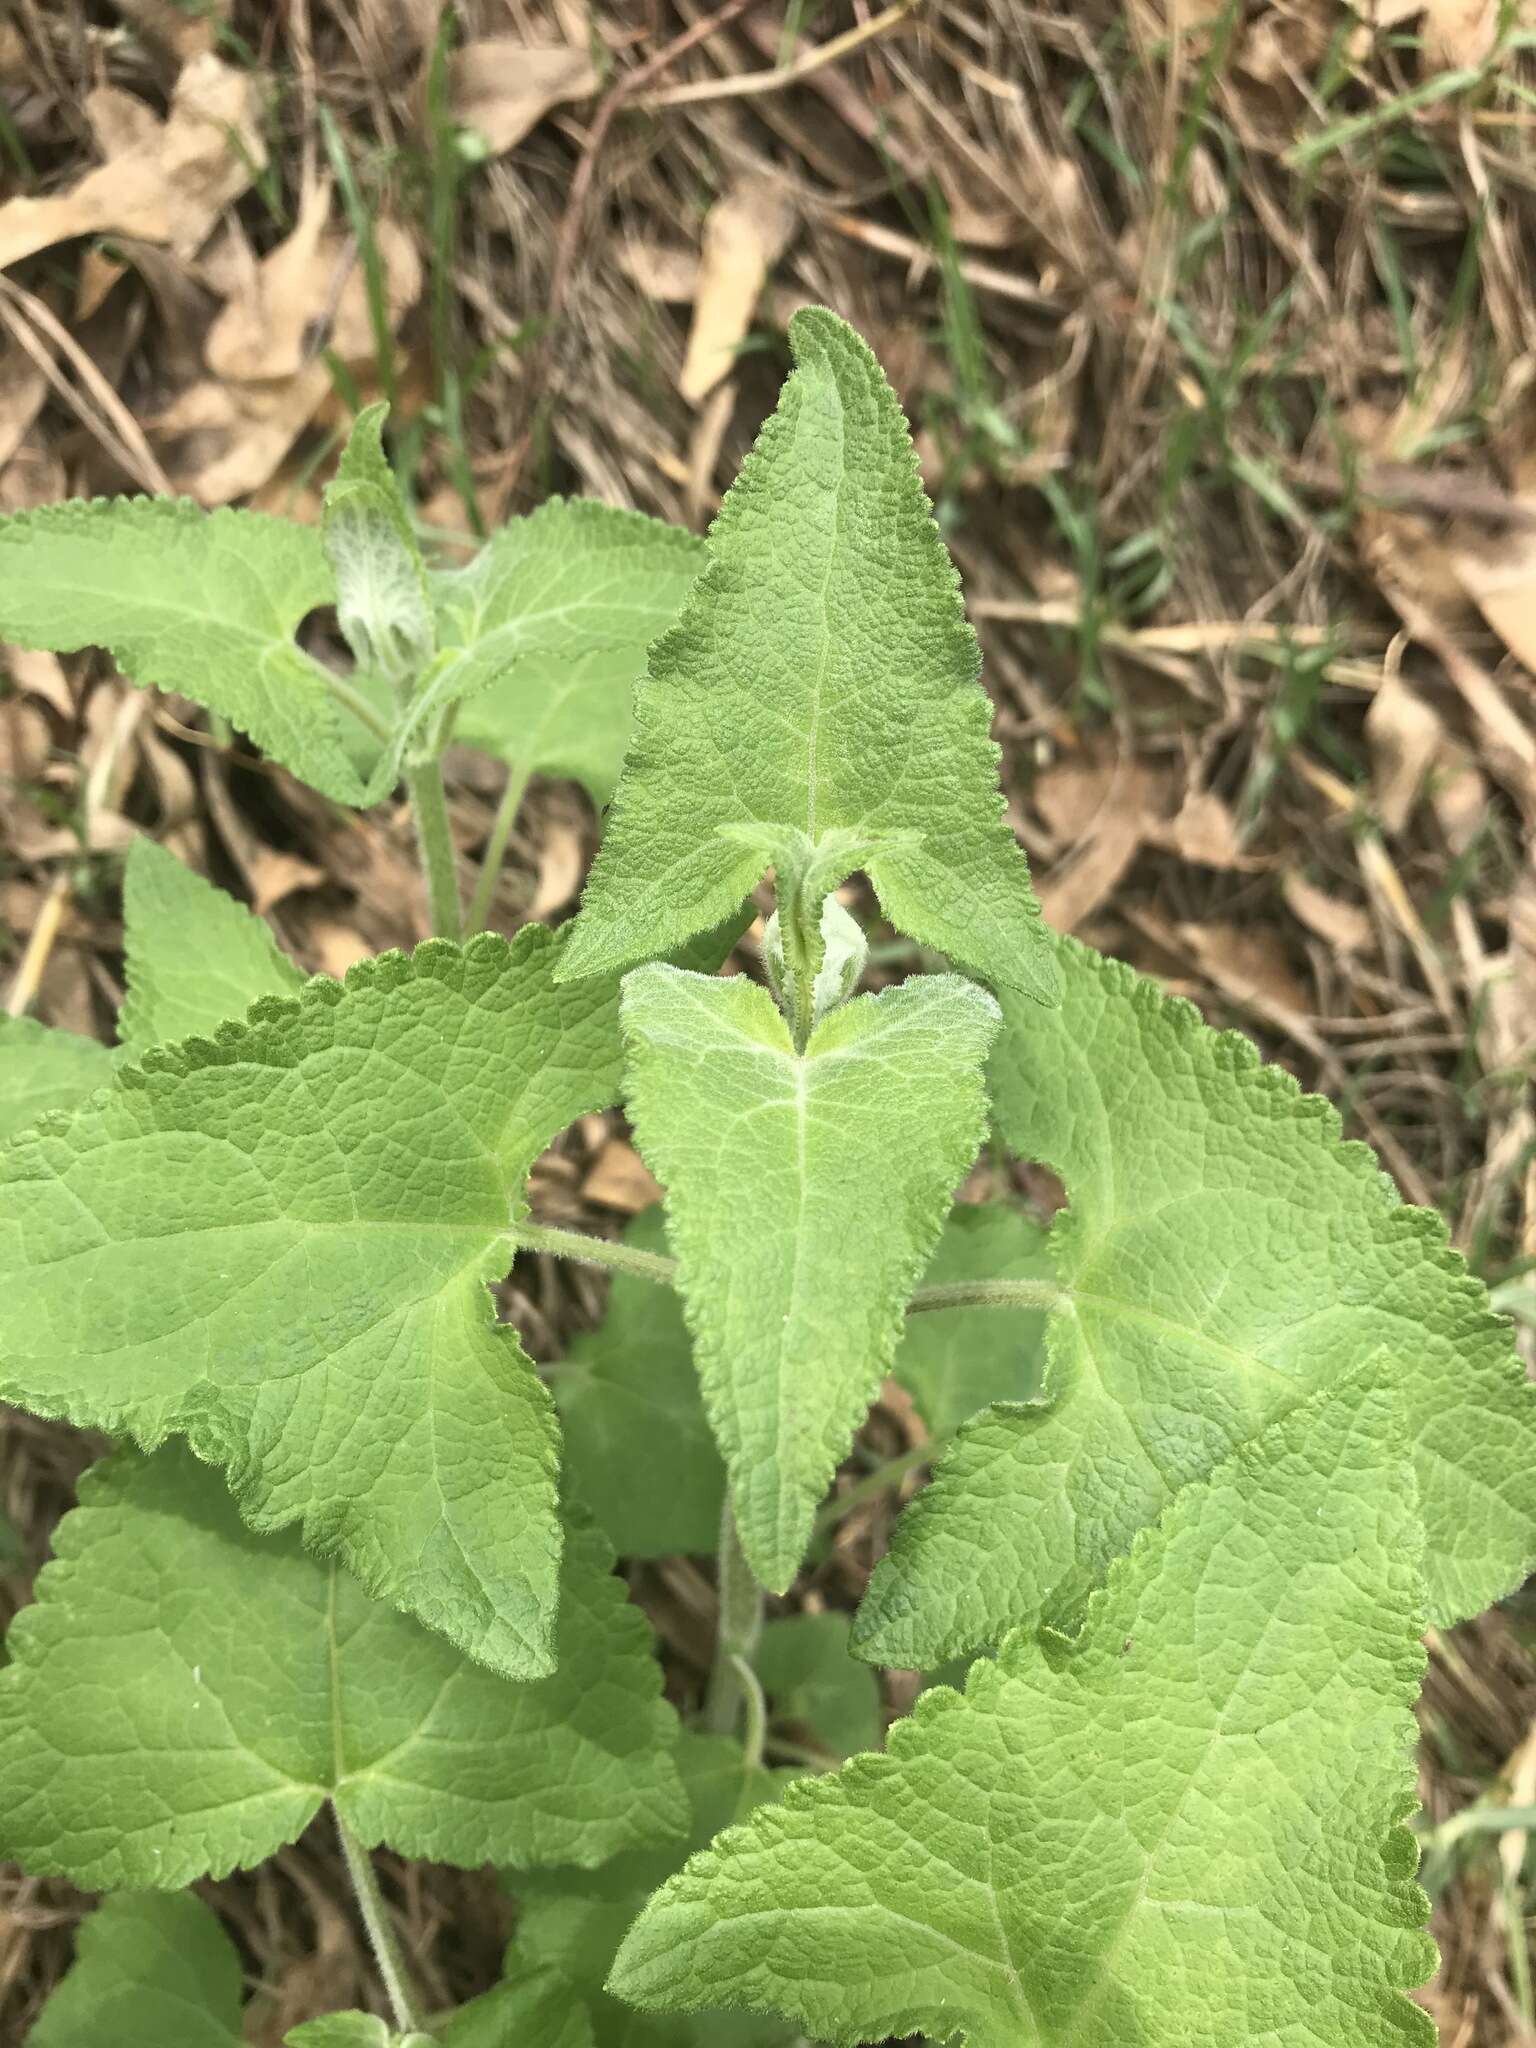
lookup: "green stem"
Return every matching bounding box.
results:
[812,1435,954,1537]
[512,1222,1062,1317]
[405,759,461,939]
[335,1810,424,2037]
[464,761,531,935]
[907,1276,1062,1314]
[515,1222,675,1287]
[704,1496,764,1736]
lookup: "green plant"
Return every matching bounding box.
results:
[2,308,1534,2044]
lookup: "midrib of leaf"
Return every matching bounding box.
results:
[1061,1598,1294,2042]
[799,381,847,842]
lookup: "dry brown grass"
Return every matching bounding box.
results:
[1,0,1535,2039]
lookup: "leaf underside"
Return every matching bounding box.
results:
[559,308,1057,1004]
[0,927,624,1678]
[620,966,999,1591]
[446,498,707,807]
[855,936,1536,1667]
[0,1444,685,1889]
[0,497,367,801]
[611,1368,1436,2048]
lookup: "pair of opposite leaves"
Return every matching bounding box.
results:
[1,308,1531,1675]
[24,1371,1442,2047]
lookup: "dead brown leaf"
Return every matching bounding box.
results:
[1447,510,1536,673]
[1365,668,1445,833]
[0,57,263,274]
[205,183,337,385]
[1150,789,1262,871]
[527,821,585,920]
[1179,921,1313,1019]
[679,177,797,406]
[448,42,599,156]
[1423,0,1499,66]
[0,329,46,474]
[582,1138,663,1214]
[1282,872,1374,954]
[247,849,326,918]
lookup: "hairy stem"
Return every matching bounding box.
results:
[704,1496,764,1736]
[405,760,462,940]
[334,1810,424,2037]
[515,1222,675,1287]
[464,761,532,936]
[513,1220,1061,1316]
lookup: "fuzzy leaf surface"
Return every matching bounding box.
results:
[119,837,304,1057]
[857,937,1536,1667]
[611,1370,1436,2047]
[443,500,706,807]
[559,309,1056,1001]
[0,928,624,1677]
[506,1732,797,2048]
[0,1445,684,1889]
[29,1894,243,2048]
[892,1203,1051,1437]
[621,967,998,1590]
[323,402,433,682]
[0,497,368,801]
[0,1015,112,1144]
[554,1208,725,1557]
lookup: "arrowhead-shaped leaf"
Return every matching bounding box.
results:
[0,1444,685,1889]
[446,500,706,808]
[856,937,1536,1667]
[0,1015,112,1143]
[610,1369,1436,2046]
[559,309,1056,1003]
[30,1894,244,2048]
[0,928,624,1677]
[119,837,304,1057]
[620,967,999,1590]
[0,498,369,801]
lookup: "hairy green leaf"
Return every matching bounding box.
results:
[892,1203,1051,1437]
[443,501,706,807]
[0,1445,684,1890]
[119,837,304,1057]
[620,967,999,1590]
[30,1894,244,2048]
[856,938,1536,1667]
[323,403,433,684]
[756,1614,881,1761]
[559,309,1056,1002]
[0,498,367,801]
[0,1014,112,1144]
[0,928,624,1677]
[554,1209,725,1558]
[505,1732,797,2048]
[610,1369,1436,2046]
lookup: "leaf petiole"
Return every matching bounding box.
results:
[334,1810,426,2038]
[464,760,532,935]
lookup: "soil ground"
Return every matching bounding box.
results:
[2,2,1536,2041]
